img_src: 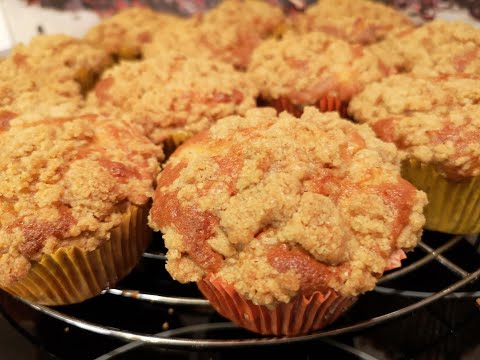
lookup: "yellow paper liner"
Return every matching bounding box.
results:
[197,275,357,336]
[267,96,349,118]
[3,204,152,305]
[401,159,480,234]
[163,129,193,158]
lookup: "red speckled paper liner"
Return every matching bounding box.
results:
[267,96,349,118]
[3,204,152,306]
[197,275,357,336]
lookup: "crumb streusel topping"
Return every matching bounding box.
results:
[382,20,480,76]
[0,113,162,287]
[150,107,427,305]
[85,7,181,59]
[248,31,395,106]
[5,34,112,97]
[89,52,258,145]
[350,74,480,179]
[293,0,413,45]
[143,0,285,69]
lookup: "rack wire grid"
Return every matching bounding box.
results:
[2,230,479,355]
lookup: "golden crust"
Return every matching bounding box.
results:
[349,74,480,179]
[85,7,182,59]
[383,20,480,76]
[6,34,112,97]
[247,31,394,105]
[150,107,426,305]
[0,114,162,287]
[88,52,258,145]
[143,0,285,69]
[292,0,413,44]
[0,73,84,118]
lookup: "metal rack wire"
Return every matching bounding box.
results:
[7,232,479,353]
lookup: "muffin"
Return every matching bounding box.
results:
[85,7,183,60]
[0,75,83,118]
[149,107,427,335]
[350,73,480,233]
[380,20,480,76]
[0,113,162,305]
[143,0,285,69]
[248,31,396,117]
[292,0,413,45]
[4,34,112,97]
[88,51,258,148]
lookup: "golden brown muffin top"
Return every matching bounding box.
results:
[292,0,413,45]
[350,74,480,180]
[89,52,258,145]
[85,7,182,59]
[248,31,395,105]
[0,113,162,287]
[142,19,208,60]
[4,34,112,97]
[150,107,427,305]
[383,20,480,76]
[143,0,285,69]
[0,60,84,118]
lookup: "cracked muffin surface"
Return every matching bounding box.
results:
[150,107,427,306]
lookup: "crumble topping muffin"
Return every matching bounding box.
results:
[0,113,162,304]
[89,52,258,146]
[150,107,427,333]
[350,74,480,233]
[292,0,413,45]
[248,31,395,116]
[143,0,285,69]
[0,64,84,118]
[4,34,112,97]
[382,20,480,76]
[85,7,183,60]
[142,20,209,60]
[349,74,480,179]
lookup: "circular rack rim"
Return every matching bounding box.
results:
[13,268,480,349]
[4,234,480,350]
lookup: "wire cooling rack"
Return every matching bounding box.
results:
[4,231,479,354]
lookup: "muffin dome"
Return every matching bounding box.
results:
[349,74,480,180]
[5,34,112,97]
[381,20,480,76]
[293,0,413,45]
[248,31,395,115]
[143,0,285,69]
[0,113,161,288]
[150,107,427,304]
[85,7,182,59]
[89,52,258,145]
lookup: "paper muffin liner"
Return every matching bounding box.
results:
[401,159,480,234]
[197,275,357,336]
[3,204,152,305]
[267,96,349,118]
[163,130,193,157]
[117,47,142,60]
